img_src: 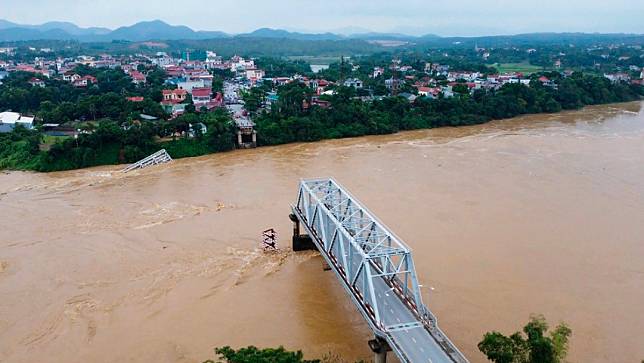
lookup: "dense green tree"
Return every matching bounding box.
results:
[255,58,313,78]
[478,315,572,363]
[241,87,267,114]
[205,346,320,363]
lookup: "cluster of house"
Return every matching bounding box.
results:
[604,69,644,85]
[153,53,273,117]
[156,56,223,117]
[0,53,154,88]
[160,87,224,117]
[154,52,265,83]
[408,70,560,101]
[0,111,35,133]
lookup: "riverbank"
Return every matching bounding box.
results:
[2,94,642,173]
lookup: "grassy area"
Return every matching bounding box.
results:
[493,62,548,74]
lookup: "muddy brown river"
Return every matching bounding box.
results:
[1,102,644,363]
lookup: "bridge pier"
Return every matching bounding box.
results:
[368,337,391,363]
[289,213,317,251]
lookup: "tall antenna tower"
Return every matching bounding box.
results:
[392,57,399,96]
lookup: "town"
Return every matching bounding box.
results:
[0,37,643,170]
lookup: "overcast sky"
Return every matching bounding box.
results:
[1,0,643,36]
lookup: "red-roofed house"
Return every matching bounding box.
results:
[196,92,225,112]
[126,96,145,102]
[73,75,97,88]
[29,78,45,87]
[191,87,212,106]
[164,66,185,78]
[417,86,441,98]
[63,72,82,82]
[130,71,147,85]
[162,89,188,104]
[16,64,37,73]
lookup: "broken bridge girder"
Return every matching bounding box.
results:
[122,149,172,172]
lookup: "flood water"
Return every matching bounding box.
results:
[1,102,644,363]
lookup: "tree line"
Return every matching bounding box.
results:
[253,72,642,146]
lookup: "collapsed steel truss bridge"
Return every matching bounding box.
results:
[290,178,468,363]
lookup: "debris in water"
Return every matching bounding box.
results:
[261,228,278,251]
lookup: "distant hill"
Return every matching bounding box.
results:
[0,19,230,42]
[239,28,343,41]
[0,27,76,42]
[36,21,110,36]
[0,19,20,30]
[103,20,228,41]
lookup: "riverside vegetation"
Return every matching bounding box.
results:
[0,68,642,171]
[203,316,571,363]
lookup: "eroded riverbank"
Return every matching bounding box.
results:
[1,102,643,362]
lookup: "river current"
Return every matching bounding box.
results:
[1,102,643,362]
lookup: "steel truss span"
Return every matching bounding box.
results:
[292,178,468,363]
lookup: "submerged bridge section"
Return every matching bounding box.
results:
[123,149,172,173]
[290,178,467,363]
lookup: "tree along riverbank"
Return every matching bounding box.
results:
[1,73,642,172]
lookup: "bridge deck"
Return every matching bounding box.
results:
[292,178,467,363]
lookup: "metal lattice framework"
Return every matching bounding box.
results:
[292,178,467,363]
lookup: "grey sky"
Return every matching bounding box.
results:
[1,0,643,36]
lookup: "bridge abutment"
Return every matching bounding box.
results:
[289,213,317,251]
[368,337,391,363]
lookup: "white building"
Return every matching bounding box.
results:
[177,79,206,93]
[245,68,265,80]
[205,51,223,69]
[230,56,255,72]
[0,112,35,133]
[344,78,363,89]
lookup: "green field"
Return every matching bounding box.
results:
[493,62,548,74]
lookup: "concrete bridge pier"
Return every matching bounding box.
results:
[289,213,317,251]
[369,338,391,363]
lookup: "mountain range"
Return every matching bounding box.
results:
[0,19,438,42]
[0,19,642,47]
